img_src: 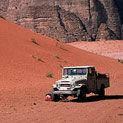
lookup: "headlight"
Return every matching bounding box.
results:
[70,83,75,88]
[56,83,60,88]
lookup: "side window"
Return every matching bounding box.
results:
[63,69,67,75]
[88,68,95,76]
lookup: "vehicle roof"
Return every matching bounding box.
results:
[63,66,94,69]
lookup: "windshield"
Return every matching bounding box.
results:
[63,68,87,76]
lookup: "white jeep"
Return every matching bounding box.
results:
[51,66,110,101]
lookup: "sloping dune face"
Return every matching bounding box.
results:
[0,18,123,123]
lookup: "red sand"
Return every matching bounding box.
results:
[0,18,123,123]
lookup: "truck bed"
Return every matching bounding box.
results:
[96,73,110,90]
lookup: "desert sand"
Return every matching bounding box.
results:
[69,41,123,59]
[0,18,123,123]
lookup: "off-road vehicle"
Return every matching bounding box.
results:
[51,66,110,101]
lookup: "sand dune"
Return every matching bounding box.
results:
[0,18,123,123]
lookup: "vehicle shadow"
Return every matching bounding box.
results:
[70,95,123,103]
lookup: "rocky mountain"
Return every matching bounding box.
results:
[0,0,123,42]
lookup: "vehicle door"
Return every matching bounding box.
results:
[87,68,96,91]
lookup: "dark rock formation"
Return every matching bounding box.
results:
[18,5,91,42]
[114,0,123,39]
[114,0,123,23]
[0,0,122,42]
[121,25,123,39]
[96,23,118,41]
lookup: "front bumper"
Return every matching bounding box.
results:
[52,90,77,95]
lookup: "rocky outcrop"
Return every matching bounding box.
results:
[18,5,91,42]
[114,0,123,23]
[96,23,118,41]
[0,0,122,42]
[114,0,123,39]
[121,25,123,39]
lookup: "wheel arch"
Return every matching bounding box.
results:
[80,84,88,93]
[100,84,105,89]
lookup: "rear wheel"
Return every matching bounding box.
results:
[98,87,105,98]
[77,88,86,102]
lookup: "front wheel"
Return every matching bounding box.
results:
[51,90,60,102]
[77,88,86,102]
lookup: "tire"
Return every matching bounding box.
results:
[77,88,86,102]
[98,87,105,98]
[51,90,60,102]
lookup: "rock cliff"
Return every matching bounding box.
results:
[96,23,118,41]
[0,0,122,42]
[114,0,123,39]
